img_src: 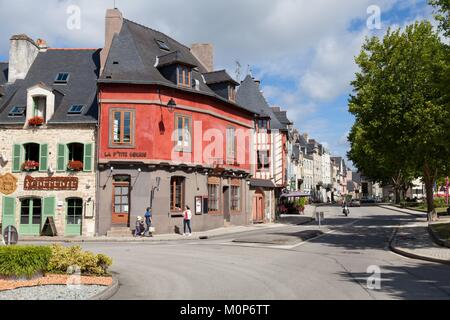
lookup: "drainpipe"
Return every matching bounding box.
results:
[94,89,101,237]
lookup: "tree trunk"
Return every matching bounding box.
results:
[394,187,401,204]
[424,163,437,222]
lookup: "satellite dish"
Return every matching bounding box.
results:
[3,225,18,245]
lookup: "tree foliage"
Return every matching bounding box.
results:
[348,21,450,220]
[429,0,450,37]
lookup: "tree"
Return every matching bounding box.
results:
[348,21,450,221]
[429,0,450,36]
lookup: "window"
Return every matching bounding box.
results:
[231,186,241,211]
[68,105,85,115]
[111,110,134,146]
[257,119,270,131]
[177,66,191,87]
[226,127,236,162]
[257,150,270,171]
[228,85,236,102]
[170,177,185,212]
[8,106,26,117]
[20,198,41,226]
[24,143,40,163]
[54,72,70,84]
[156,39,170,51]
[67,198,83,225]
[67,143,84,162]
[175,114,191,152]
[32,96,47,120]
[208,184,220,212]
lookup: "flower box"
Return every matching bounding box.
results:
[67,160,83,172]
[28,116,44,127]
[22,160,39,171]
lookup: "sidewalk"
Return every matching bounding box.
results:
[20,216,313,243]
[390,222,450,265]
[378,204,427,218]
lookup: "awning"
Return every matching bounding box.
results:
[280,191,310,198]
[249,179,277,189]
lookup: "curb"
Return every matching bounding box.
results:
[428,226,450,249]
[90,274,119,300]
[389,227,450,266]
[378,205,425,218]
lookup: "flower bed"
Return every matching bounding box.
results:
[22,160,39,171]
[67,160,84,171]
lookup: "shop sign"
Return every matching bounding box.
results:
[24,176,79,191]
[104,151,147,158]
[0,173,18,195]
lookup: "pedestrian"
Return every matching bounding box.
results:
[134,216,145,237]
[144,207,153,237]
[183,205,192,236]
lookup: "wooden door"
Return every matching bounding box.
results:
[252,190,265,223]
[112,180,130,226]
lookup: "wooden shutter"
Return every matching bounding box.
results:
[83,143,93,172]
[42,196,56,221]
[2,197,16,227]
[57,144,67,172]
[12,144,22,172]
[39,144,48,171]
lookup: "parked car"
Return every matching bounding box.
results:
[350,199,361,207]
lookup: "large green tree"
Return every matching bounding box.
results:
[348,21,449,221]
[429,0,450,36]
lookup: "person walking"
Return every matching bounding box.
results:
[144,207,153,237]
[134,216,145,237]
[183,205,192,236]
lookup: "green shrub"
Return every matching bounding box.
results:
[0,246,52,279]
[434,197,447,208]
[47,244,112,276]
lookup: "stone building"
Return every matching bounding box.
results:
[0,35,99,236]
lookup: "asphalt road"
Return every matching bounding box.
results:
[80,206,450,300]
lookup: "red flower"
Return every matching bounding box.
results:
[22,160,39,171]
[68,160,84,171]
[28,116,45,126]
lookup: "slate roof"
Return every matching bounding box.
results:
[0,62,8,85]
[203,70,239,86]
[99,19,252,115]
[236,75,284,130]
[272,107,293,126]
[0,49,100,124]
[292,144,300,161]
[249,178,276,189]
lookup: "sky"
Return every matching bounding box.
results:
[0,0,437,165]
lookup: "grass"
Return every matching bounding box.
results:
[430,223,450,242]
[405,206,448,214]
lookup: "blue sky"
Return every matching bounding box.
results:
[0,0,436,166]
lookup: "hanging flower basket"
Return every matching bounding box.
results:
[67,160,84,172]
[28,116,44,126]
[22,160,39,171]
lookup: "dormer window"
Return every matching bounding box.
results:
[68,104,85,115]
[177,65,191,87]
[54,72,70,84]
[228,85,236,102]
[257,119,270,131]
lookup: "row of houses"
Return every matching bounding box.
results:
[0,9,355,238]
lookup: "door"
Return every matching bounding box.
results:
[65,198,83,236]
[252,189,265,223]
[19,198,41,236]
[223,186,231,223]
[112,176,130,226]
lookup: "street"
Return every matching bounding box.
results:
[79,206,450,300]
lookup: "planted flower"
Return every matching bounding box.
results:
[67,160,83,171]
[22,160,39,171]
[28,116,44,126]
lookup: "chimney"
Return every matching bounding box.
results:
[191,43,214,72]
[8,34,39,83]
[36,39,48,52]
[100,8,124,74]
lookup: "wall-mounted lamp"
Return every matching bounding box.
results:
[110,166,114,173]
[138,168,142,173]
[167,98,177,113]
[48,165,54,174]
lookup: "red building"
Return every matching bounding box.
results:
[96,9,255,236]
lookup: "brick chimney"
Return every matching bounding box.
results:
[36,39,49,52]
[100,8,124,74]
[8,34,39,83]
[191,43,214,72]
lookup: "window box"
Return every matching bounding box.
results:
[22,160,39,172]
[28,116,44,127]
[67,160,84,172]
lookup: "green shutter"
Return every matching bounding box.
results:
[2,197,16,227]
[12,144,22,172]
[39,144,48,172]
[57,144,67,172]
[83,143,93,172]
[42,196,56,221]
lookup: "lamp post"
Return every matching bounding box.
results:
[167,98,176,113]
[446,177,449,206]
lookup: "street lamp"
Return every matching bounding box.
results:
[167,98,176,113]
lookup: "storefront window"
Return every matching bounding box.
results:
[20,198,41,225]
[170,176,185,211]
[231,186,240,211]
[208,184,220,212]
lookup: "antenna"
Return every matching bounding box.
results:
[235,60,241,83]
[246,64,252,77]
[114,0,117,9]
